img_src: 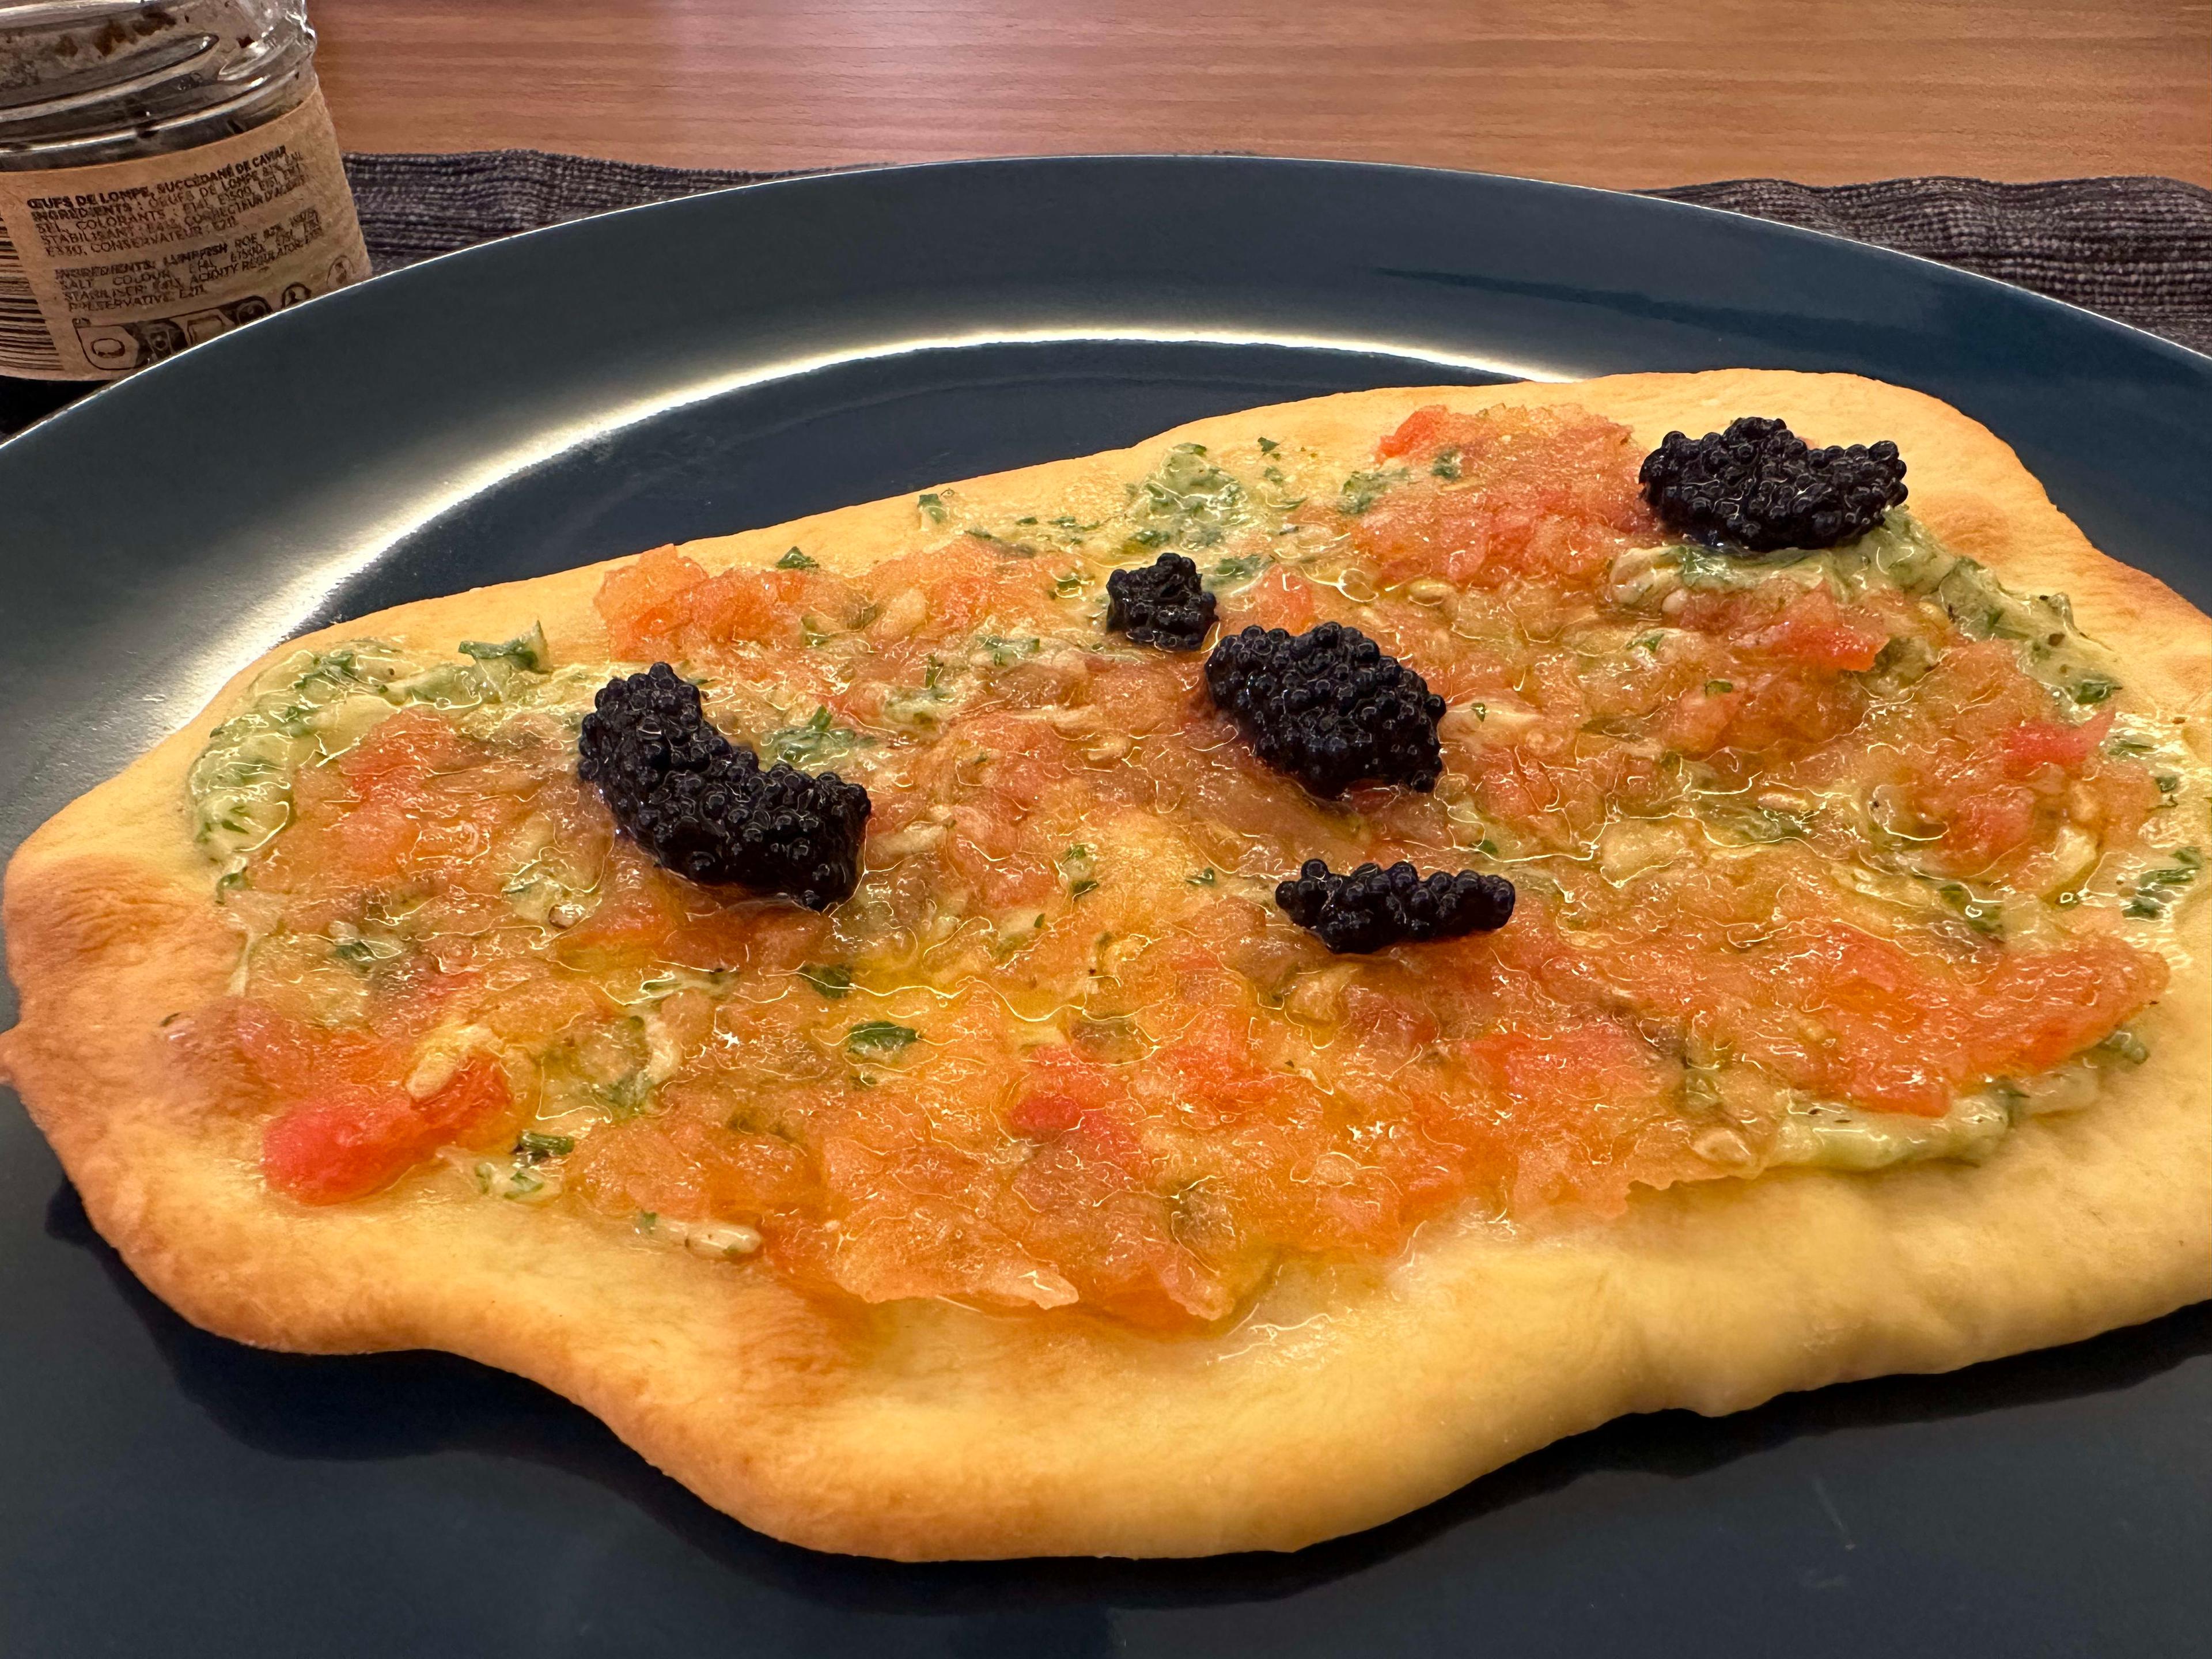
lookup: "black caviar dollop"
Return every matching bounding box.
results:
[577,663,870,910]
[1105,552,1217,651]
[1277,859,1514,954]
[1205,621,1445,797]
[1638,415,1906,553]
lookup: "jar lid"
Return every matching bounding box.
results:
[0,1,313,163]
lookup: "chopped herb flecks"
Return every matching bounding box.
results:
[800,963,854,999]
[846,1020,919,1057]
[1337,467,1406,516]
[2124,847,2202,917]
[762,705,873,768]
[1204,553,1269,592]
[1060,843,1100,899]
[516,1131,575,1162]
[1939,881,2006,937]
[2096,1029,2150,1066]
[976,634,1041,666]
[1131,442,1246,549]
[457,622,550,674]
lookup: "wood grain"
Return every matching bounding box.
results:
[310,1,2212,187]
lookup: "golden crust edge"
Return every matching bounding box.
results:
[2,368,2207,1560]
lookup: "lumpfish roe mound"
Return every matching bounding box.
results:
[1277,858,1516,953]
[1205,621,1446,796]
[577,663,870,908]
[1105,552,1217,651]
[1639,415,1907,553]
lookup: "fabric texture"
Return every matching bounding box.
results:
[343,151,2212,354]
[1650,176,2212,354]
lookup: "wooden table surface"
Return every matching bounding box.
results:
[313,0,2212,188]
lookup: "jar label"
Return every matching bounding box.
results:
[0,86,370,381]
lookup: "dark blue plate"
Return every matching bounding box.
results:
[2,158,2207,1658]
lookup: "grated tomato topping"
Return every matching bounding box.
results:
[183,402,2190,1327]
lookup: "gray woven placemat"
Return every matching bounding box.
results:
[1653,176,2212,353]
[344,151,2212,354]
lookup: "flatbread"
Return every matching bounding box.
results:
[3,370,2206,1560]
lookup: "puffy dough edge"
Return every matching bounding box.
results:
[2,369,2207,1561]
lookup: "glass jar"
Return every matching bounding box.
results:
[0,1,368,384]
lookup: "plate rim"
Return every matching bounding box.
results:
[5,153,2207,463]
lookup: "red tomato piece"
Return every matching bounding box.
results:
[594,544,709,657]
[261,1057,510,1205]
[1006,1092,1085,1137]
[262,1088,439,1204]
[2003,708,2113,775]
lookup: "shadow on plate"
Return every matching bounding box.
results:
[47,1176,2212,1617]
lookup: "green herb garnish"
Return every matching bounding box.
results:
[2072,676,2119,706]
[2095,1029,2150,1065]
[776,546,818,570]
[2142,849,2203,885]
[1132,443,1246,548]
[762,705,872,768]
[1060,843,1100,899]
[846,1020,919,1057]
[1337,467,1405,516]
[800,963,854,999]
[2127,847,2203,915]
[1671,544,1762,590]
[976,634,1040,666]
[1430,449,1463,481]
[600,1072,653,1119]
[1205,553,1269,590]
[457,621,550,674]
[1938,881,2005,937]
[918,492,948,523]
[515,1131,575,1162]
